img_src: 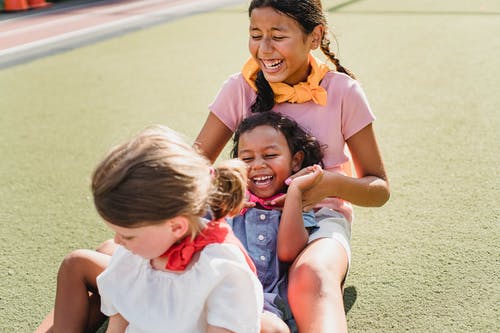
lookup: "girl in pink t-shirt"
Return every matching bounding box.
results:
[195,0,390,332]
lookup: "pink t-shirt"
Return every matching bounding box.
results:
[209,71,375,222]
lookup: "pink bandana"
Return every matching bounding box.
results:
[239,191,285,215]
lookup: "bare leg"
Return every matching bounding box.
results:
[287,238,348,333]
[34,310,54,333]
[95,238,118,256]
[35,239,117,333]
[53,249,111,332]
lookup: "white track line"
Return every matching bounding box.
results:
[0,0,243,57]
[0,0,180,37]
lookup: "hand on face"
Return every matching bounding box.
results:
[287,164,323,192]
[265,164,325,211]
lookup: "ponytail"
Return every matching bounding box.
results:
[208,159,247,219]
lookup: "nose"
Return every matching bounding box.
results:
[259,36,273,54]
[250,157,267,170]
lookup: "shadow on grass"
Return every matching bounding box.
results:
[343,285,357,313]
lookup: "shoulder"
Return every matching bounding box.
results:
[96,246,147,301]
[200,243,248,265]
[322,71,371,106]
[220,72,254,92]
[210,73,256,130]
[322,71,360,91]
[108,245,142,268]
[98,246,143,280]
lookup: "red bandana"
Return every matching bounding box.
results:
[162,219,256,273]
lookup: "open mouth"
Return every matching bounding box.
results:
[252,175,273,187]
[261,59,283,72]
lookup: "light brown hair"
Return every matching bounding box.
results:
[92,125,247,236]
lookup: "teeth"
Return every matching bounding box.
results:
[263,60,282,69]
[253,175,272,181]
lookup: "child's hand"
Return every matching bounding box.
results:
[265,165,323,209]
[286,164,323,192]
[243,191,256,210]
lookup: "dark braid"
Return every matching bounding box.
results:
[251,71,275,113]
[248,0,355,113]
[320,34,356,79]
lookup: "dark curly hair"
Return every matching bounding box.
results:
[231,112,324,169]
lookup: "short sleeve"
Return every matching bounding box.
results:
[341,80,376,140]
[99,293,118,317]
[205,256,263,333]
[302,210,317,228]
[209,73,254,132]
[96,247,125,317]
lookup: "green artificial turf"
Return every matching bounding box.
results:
[0,0,498,331]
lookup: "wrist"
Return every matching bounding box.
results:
[320,170,341,197]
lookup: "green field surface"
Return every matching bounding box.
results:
[1,0,499,331]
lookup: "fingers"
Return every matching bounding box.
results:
[243,201,256,208]
[286,165,322,184]
[265,193,286,207]
[286,165,323,190]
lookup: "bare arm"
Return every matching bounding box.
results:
[278,165,323,262]
[194,113,234,163]
[272,124,390,210]
[106,314,128,333]
[325,123,389,207]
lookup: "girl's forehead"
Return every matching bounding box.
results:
[239,125,288,146]
[249,7,300,30]
[243,124,281,135]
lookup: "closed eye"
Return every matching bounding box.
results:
[121,235,135,241]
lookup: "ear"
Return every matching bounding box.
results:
[291,151,305,173]
[310,24,324,50]
[168,216,190,239]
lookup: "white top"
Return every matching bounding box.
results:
[97,244,263,333]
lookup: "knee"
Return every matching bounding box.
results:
[57,249,102,285]
[288,261,327,297]
[288,242,347,297]
[57,249,89,279]
[95,238,117,255]
[260,312,290,333]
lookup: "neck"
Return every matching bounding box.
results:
[284,62,312,86]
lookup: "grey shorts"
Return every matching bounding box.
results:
[308,207,352,271]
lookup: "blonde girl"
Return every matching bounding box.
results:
[56,126,263,333]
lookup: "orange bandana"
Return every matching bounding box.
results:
[242,54,330,106]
